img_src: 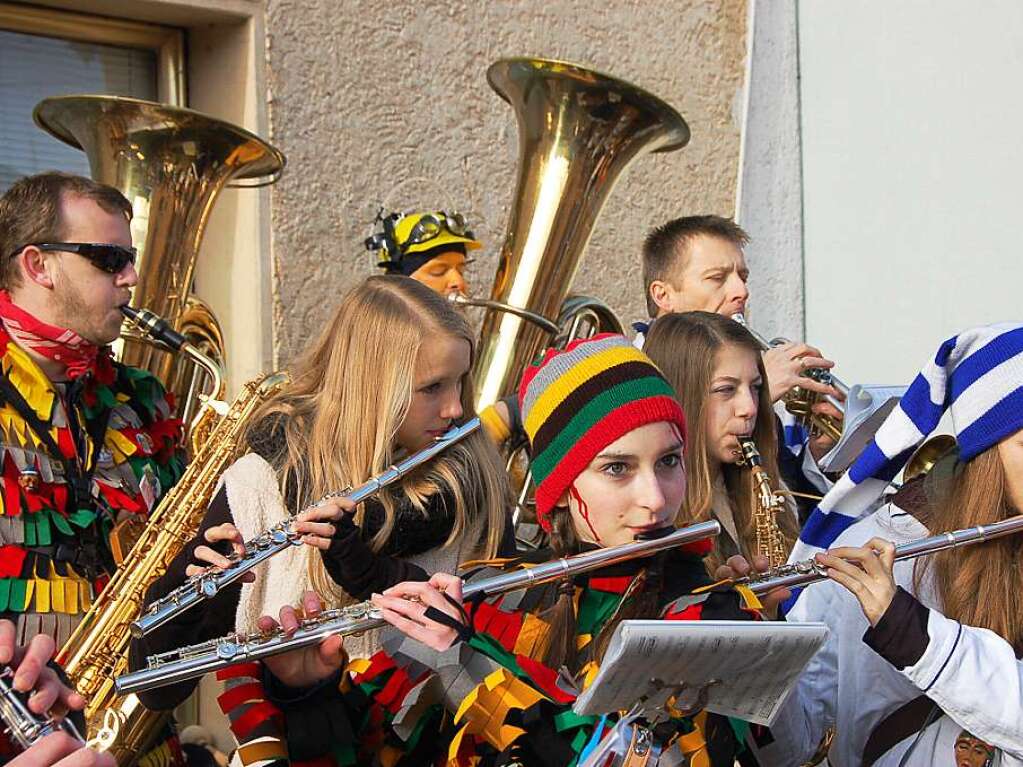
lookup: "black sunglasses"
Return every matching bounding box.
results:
[9,242,137,274]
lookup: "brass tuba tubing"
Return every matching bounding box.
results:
[471,58,690,411]
[33,95,284,384]
[745,515,1023,596]
[131,418,483,638]
[115,521,721,695]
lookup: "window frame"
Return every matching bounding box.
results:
[0,1,184,105]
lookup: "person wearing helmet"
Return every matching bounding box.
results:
[365,210,480,297]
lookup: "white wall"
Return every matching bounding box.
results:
[736,0,804,344]
[799,1,1023,388]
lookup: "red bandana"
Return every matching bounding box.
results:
[0,291,99,379]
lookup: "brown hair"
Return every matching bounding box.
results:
[915,448,1023,654]
[641,215,749,317]
[245,275,511,602]
[644,311,796,572]
[538,505,666,672]
[0,172,132,291]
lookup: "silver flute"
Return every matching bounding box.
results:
[745,515,1023,595]
[131,417,482,639]
[115,521,722,695]
[0,665,85,751]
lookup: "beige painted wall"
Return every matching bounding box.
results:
[265,0,748,364]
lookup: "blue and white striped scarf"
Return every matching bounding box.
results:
[788,322,1023,565]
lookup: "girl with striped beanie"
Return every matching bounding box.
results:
[761,323,1023,767]
[254,334,765,767]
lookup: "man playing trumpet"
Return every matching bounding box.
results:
[638,215,846,512]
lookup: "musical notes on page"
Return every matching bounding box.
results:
[573,620,828,726]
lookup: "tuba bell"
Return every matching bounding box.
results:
[467,58,690,410]
[33,95,285,444]
[29,95,284,765]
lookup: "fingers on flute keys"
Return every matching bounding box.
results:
[818,538,898,626]
[372,576,465,651]
[186,523,255,582]
[293,499,355,551]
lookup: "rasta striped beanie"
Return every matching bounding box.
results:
[518,333,687,530]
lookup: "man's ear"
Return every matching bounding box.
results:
[648,280,675,314]
[18,246,56,290]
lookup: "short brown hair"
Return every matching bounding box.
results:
[0,172,132,291]
[641,215,750,317]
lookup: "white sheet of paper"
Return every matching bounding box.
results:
[573,620,828,726]
[819,384,907,473]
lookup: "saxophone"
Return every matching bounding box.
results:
[55,369,290,765]
[735,436,789,568]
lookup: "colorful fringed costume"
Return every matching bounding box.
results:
[0,321,184,645]
[258,543,761,767]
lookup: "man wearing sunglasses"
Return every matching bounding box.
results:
[0,172,184,759]
[365,210,480,297]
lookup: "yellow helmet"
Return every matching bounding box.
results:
[365,210,481,273]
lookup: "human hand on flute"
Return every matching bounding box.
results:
[815,538,898,626]
[370,573,466,651]
[714,555,792,619]
[185,498,357,579]
[260,573,466,689]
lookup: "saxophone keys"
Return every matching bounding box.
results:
[86,708,123,752]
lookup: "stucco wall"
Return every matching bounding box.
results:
[265,0,748,364]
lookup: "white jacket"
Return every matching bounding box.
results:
[758,502,1023,767]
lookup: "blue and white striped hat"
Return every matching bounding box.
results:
[789,322,1023,563]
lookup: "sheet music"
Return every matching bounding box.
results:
[819,384,907,473]
[573,620,827,726]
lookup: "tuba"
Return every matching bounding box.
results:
[467,58,690,410]
[32,95,285,439]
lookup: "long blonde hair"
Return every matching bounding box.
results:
[644,311,796,569]
[244,275,510,600]
[915,448,1023,654]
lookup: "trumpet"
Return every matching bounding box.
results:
[131,417,482,639]
[115,521,721,695]
[0,665,85,751]
[731,313,848,441]
[743,515,1023,595]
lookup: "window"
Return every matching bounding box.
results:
[0,3,183,191]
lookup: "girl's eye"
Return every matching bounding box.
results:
[659,453,682,468]
[420,382,442,394]
[713,385,734,395]
[601,462,628,477]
